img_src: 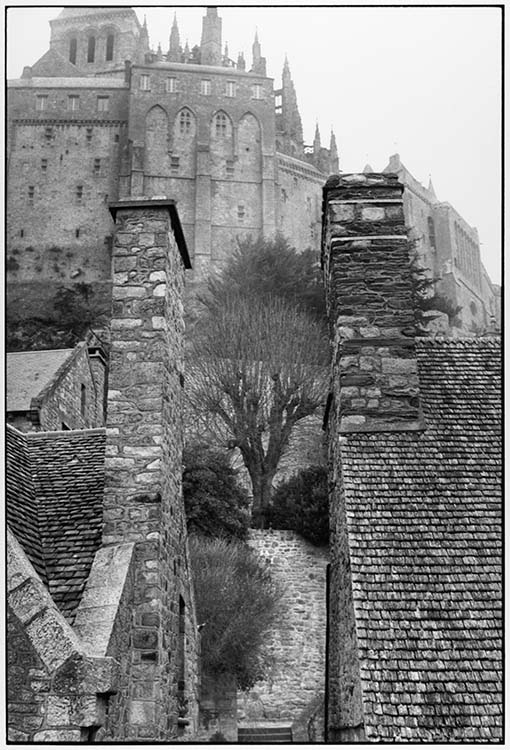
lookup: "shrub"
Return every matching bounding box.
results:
[189,535,282,690]
[269,465,329,546]
[183,445,250,540]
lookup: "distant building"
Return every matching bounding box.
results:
[383,154,499,332]
[7,6,338,322]
[6,338,107,432]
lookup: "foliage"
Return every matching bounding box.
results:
[206,233,326,323]
[189,535,282,690]
[53,282,97,331]
[187,293,329,526]
[183,444,251,540]
[6,318,81,352]
[209,732,227,743]
[269,465,329,546]
[409,245,462,327]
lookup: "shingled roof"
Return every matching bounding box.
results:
[338,338,502,742]
[7,348,74,412]
[6,425,105,624]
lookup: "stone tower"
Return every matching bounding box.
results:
[200,7,222,66]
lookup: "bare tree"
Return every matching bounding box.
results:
[186,294,329,527]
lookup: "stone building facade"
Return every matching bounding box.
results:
[382,154,500,332]
[323,173,501,742]
[6,338,107,432]
[6,198,200,741]
[7,6,338,321]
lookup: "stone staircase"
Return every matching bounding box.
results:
[238,724,293,743]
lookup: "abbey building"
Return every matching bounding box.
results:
[7,6,338,315]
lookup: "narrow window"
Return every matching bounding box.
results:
[252,83,262,99]
[226,80,236,97]
[275,93,282,114]
[80,384,86,417]
[76,228,80,238]
[86,127,93,143]
[20,229,24,238]
[28,186,34,205]
[140,74,150,91]
[36,95,48,111]
[93,158,101,175]
[114,133,119,142]
[427,216,436,249]
[214,112,228,137]
[171,156,180,172]
[87,36,96,63]
[106,33,114,61]
[69,37,77,64]
[97,96,109,112]
[41,158,48,172]
[201,79,211,95]
[179,110,192,134]
[237,204,245,220]
[76,185,83,204]
[166,77,176,93]
[67,95,80,111]
[177,596,186,697]
[226,159,234,177]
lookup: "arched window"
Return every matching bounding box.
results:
[87,36,96,63]
[69,37,77,64]
[214,112,228,137]
[106,33,114,61]
[179,109,192,135]
[80,384,86,417]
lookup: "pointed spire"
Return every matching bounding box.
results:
[428,176,437,199]
[363,163,374,174]
[168,12,181,61]
[278,56,303,155]
[237,51,246,71]
[313,121,321,154]
[183,39,190,63]
[139,14,150,58]
[156,42,163,61]
[251,28,266,75]
[329,130,339,172]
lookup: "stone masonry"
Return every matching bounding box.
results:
[100,198,198,740]
[322,172,423,433]
[239,530,328,738]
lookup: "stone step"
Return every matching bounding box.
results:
[238,726,293,743]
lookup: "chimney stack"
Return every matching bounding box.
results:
[322,173,424,433]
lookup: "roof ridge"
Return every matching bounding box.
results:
[27,427,107,439]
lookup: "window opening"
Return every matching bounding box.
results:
[28,186,34,205]
[36,95,48,112]
[93,158,101,175]
[68,95,80,111]
[87,36,96,63]
[214,112,228,136]
[41,158,48,172]
[106,33,114,61]
[140,74,150,91]
[69,37,77,64]
[97,96,109,112]
[80,384,86,417]
[201,79,211,95]
[166,77,176,93]
[76,185,83,204]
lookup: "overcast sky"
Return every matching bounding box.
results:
[6,3,502,283]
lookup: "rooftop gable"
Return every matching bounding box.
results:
[7,348,75,412]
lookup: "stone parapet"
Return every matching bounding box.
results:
[322,173,424,433]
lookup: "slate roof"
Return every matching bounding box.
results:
[6,424,105,623]
[7,349,74,412]
[339,338,502,742]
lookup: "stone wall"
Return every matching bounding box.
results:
[322,172,422,433]
[102,198,199,740]
[239,530,328,729]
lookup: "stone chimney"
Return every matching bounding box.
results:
[104,198,196,738]
[322,173,424,433]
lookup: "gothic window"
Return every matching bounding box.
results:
[80,384,87,417]
[67,95,80,111]
[36,95,48,111]
[226,80,236,97]
[179,109,192,135]
[97,96,109,112]
[201,79,211,95]
[69,37,77,64]
[166,77,176,93]
[87,36,96,63]
[106,33,114,61]
[427,216,436,249]
[140,74,150,91]
[214,112,228,137]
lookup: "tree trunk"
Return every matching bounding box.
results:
[249,469,276,529]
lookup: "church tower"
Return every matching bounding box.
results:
[167,14,181,62]
[200,7,222,66]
